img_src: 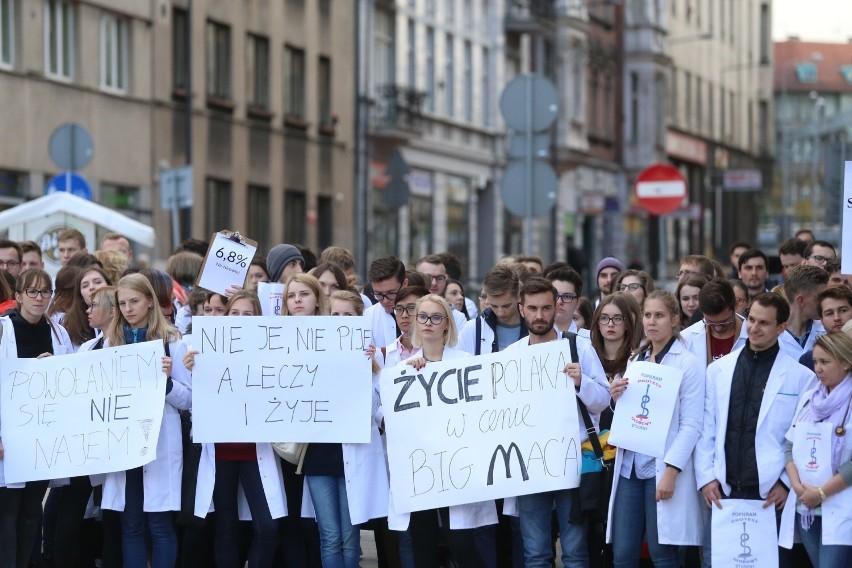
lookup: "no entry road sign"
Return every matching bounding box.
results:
[635,163,687,216]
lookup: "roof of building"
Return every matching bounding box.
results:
[774,40,852,93]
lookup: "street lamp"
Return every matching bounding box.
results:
[779,51,822,238]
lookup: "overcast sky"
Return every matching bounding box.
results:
[773,0,852,43]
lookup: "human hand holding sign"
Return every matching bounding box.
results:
[610,377,628,402]
[563,362,582,387]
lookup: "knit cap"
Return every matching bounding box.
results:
[267,244,304,283]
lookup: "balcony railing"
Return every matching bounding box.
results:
[372,85,426,135]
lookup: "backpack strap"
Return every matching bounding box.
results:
[561,330,605,461]
[474,317,483,356]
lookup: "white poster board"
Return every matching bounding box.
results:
[257,282,285,316]
[0,341,167,483]
[712,499,779,568]
[608,360,683,459]
[843,161,852,276]
[196,232,258,296]
[192,316,373,443]
[380,342,581,514]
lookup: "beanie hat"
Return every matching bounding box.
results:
[267,244,304,283]
[595,256,624,279]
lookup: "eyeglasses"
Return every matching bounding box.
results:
[374,285,402,301]
[702,315,735,330]
[425,274,447,284]
[24,288,52,299]
[618,283,644,292]
[416,312,447,325]
[393,304,416,316]
[809,255,831,264]
[598,315,625,326]
[735,297,749,306]
[676,269,698,279]
[0,260,20,268]
[556,293,578,304]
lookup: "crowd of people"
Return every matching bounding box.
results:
[0,226,850,568]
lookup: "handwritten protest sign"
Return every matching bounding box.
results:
[380,342,581,514]
[712,499,779,568]
[192,316,373,443]
[0,341,167,484]
[608,360,683,458]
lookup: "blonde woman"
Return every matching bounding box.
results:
[100,274,192,568]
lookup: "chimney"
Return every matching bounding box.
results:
[787,35,800,41]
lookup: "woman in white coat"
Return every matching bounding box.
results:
[780,332,852,567]
[607,291,705,567]
[391,293,497,568]
[187,290,286,568]
[99,274,192,568]
[0,269,74,568]
[299,289,389,568]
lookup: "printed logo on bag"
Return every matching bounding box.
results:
[631,371,660,430]
[805,433,822,471]
[729,512,758,565]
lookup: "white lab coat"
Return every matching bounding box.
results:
[385,346,498,530]
[694,346,816,499]
[193,443,288,520]
[365,303,397,351]
[779,383,852,548]
[681,315,746,366]
[777,320,825,361]
[101,337,192,512]
[0,316,74,488]
[606,339,706,545]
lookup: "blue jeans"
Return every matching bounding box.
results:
[305,476,359,568]
[214,459,280,567]
[797,513,852,568]
[610,472,679,568]
[120,467,178,568]
[395,528,415,568]
[518,489,588,568]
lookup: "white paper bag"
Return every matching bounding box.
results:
[607,361,683,458]
[792,421,834,487]
[711,499,778,568]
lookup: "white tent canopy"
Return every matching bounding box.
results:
[0,192,155,246]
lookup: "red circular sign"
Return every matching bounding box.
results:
[634,164,687,216]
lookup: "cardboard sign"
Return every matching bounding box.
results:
[195,231,258,296]
[0,341,167,483]
[191,316,373,443]
[380,341,581,514]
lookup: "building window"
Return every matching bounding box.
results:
[463,0,472,22]
[481,46,489,126]
[708,82,714,138]
[373,8,394,96]
[695,76,702,131]
[758,100,768,154]
[445,176,470,271]
[247,185,270,250]
[372,186,398,258]
[463,41,472,122]
[795,63,818,84]
[629,72,639,143]
[44,0,74,80]
[425,27,435,111]
[0,0,14,68]
[205,178,231,234]
[603,73,614,139]
[284,45,305,119]
[729,91,735,143]
[409,194,433,262]
[445,35,455,117]
[318,56,332,126]
[172,8,187,90]
[425,0,436,19]
[246,34,269,109]
[100,14,128,93]
[0,169,28,200]
[445,0,454,23]
[759,3,769,64]
[284,190,306,244]
[317,196,333,250]
[206,20,231,99]
[670,68,678,123]
[101,183,141,218]
[684,71,692,127]
[407,19,416,90]
[720,85,726,140]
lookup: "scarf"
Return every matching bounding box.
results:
[799,375,852,529]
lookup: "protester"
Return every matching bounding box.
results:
[682,279,746,365]
[188,290,285,568]
[613,269,655,307]
[730,278,750,316]
[63,266,112,349]
[676,255,714,283]
[0,238,23,277]
[607,290,705,567]
[303,290,388,568]
[443,278,471,320]
[100,274,192,568]
[676,275,706,328]
[267,244,305,284]
[312,262,349,299]
[48,265,82,324]
[19,240,44,271]
[247,256,271,290]
[57,229,88,266]
[0,269,74,567]
[780,332,852,567]
[738,249,770,300]
[594,257,624,306]
[391,293,496,566]
[542,262,587,336]
[574,297,594,331]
